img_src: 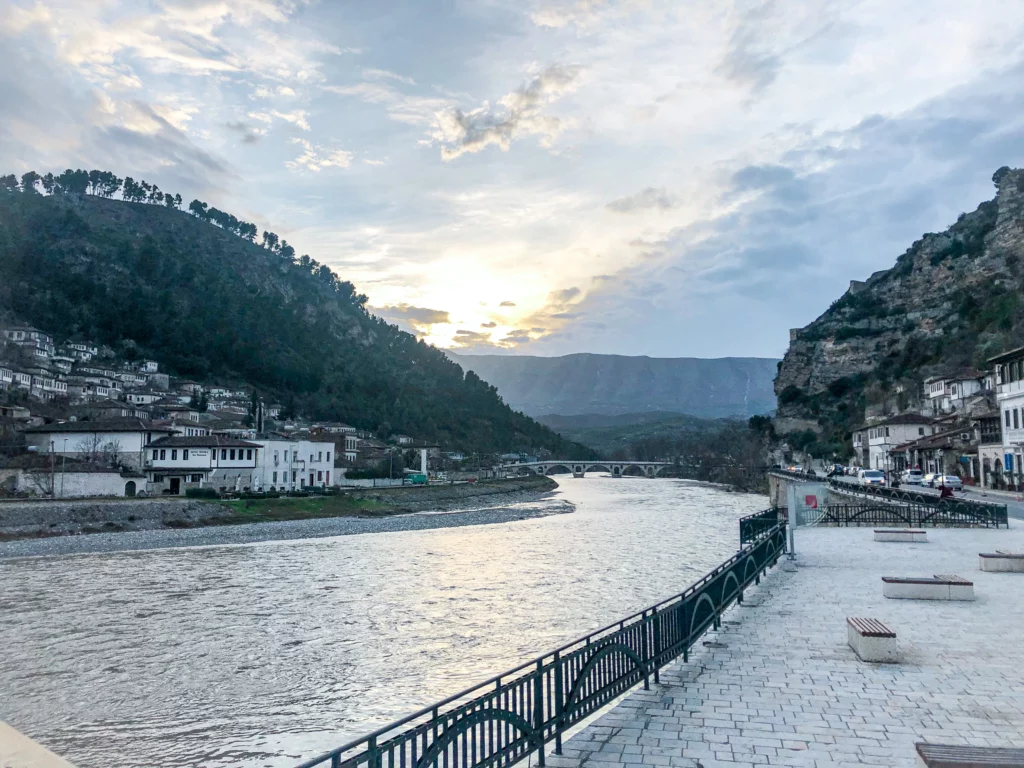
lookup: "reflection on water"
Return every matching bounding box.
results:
[0,477,764,768]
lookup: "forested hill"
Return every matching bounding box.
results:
[0,175,591,456]
[774,165,1024,454]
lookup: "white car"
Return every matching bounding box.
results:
[902,469,924,485]
[858,469,885,486]
[935,474,963,490]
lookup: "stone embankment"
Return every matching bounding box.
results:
[0,475,557,540]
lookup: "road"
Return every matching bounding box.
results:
[890,482,1024,520]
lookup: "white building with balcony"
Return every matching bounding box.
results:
[990,346,1024,487]
[923,372,985,415]
[2,326,55,358]
[251,438,335,491]
[146,435,260,495]
[852,413,934,472]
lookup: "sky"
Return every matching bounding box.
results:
[2,0,1024,359]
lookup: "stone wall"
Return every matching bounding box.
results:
[0,498,228,538]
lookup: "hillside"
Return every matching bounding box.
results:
[535,411,733,456]
[450,353,779,418]
[0,181,591,456]
[775,165,1024,453]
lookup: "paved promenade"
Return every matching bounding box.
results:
[549,525,1024,767]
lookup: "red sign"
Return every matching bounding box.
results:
[804,494,818,509]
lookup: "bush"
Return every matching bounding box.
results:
[185,487,219,499]
[778,385,805,405]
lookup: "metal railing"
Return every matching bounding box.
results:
[769,470,1008,526]
[739,507,783,545]
[822,502,1007,528]
[294,522,787,768]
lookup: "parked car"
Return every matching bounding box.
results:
[846,466,860,476]
[935,474,963,490]
[858,469,885,486]
[923,473,939,487]
[902,469,924,485]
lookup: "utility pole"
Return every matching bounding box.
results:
[61,438,67,498]
[49,440,55,498]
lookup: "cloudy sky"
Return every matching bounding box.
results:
[3,0,1024,358]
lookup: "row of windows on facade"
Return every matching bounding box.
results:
[273,450,330,464]
[269,470,330,484]
[152,447,256,461]
[999,361,1024,384]
[867,426,927,439]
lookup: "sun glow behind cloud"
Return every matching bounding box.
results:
[4,0,1024,356]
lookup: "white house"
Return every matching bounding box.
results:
[990,346,1024,488]
[923,372,985,415]
[124,390,162,405]
[1,326,54,357]
[854,413,935,472]
[0,367,13,390]
[0,455,140,498]
[146,435,260,495]
[139,360,159,373]
[22,419,174,470]
[251,438,335,491]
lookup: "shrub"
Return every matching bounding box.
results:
[185,487,219,499]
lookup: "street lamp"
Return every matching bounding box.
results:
[61,438,67,498]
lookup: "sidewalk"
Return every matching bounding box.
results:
[547,525,1024,767]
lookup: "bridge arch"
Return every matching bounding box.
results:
[415,708,541,768]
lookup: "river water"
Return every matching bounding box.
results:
[0,477,765,767]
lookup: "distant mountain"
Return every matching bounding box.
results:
[534,411,731,455]
[0,176,591,456]
[450,353,779,418]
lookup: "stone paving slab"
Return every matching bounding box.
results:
[548,525,1024,767]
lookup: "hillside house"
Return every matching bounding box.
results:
[924,371,986,415]
[1,326,54,358]
[146,435,260,495]
[0,367,13,390]
[853,413,934,471]
[21,419,174,470]
[989,346,1024,489]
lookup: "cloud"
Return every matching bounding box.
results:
[452,329,493,346]
[499,301,517,307]
[432,64,584,160]
[248,109,311,131]
[374,303,451,334]
[716,2,782,94]
[286,138,353,172]
[606,187,676,213]
[225,120,265,143]
[549,286,581,303]
[481,321,497,328]
[325,81,452,127]
[531,0,608,28]
[362,68,416,85]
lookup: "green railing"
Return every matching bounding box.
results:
[739,507,784,544]
[294,521,787,768]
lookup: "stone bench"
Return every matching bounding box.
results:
[916,742,1024,767]
[882,575,975,601]
[847,617,898,663]
[979,552,1024,573]
[875,528,928,543]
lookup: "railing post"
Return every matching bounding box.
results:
[640,610,650,690]
[652,607,661,684]
[367,736,379,768]
[553,651,563,754]
[534,659,546,766]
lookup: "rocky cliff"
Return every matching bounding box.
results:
[774,166,1024,449]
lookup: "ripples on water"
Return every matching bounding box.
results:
[0,477,765,767]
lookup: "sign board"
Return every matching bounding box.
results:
[1006,453,1015,472]
[785,481,830,557]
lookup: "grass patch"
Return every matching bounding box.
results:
[216,494,394,524]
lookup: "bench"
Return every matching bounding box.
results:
[882,575,975,601]
[847,617,898,663]
[979,552,1024,573]
[875,528,928,543]
[916,742,1024,767]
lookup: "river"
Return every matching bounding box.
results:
[0,476,765,768]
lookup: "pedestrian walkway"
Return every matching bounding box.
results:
[548,525,1024,767]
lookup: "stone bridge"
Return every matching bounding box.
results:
[503,461,675,478]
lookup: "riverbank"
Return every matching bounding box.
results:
[0,476,561,554]
[549,524,1024,768]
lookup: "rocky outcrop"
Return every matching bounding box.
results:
[775,166,1024,433]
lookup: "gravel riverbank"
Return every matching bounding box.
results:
[0,478,570,559]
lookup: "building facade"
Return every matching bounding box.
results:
[146,436,260,495]
[990,346,1024,489]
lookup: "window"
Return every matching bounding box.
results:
[221,449,227,460]
[292,471,297,482]
[919,427,924,435]
[1007,410,1012,428]
[171,449,177,460]
[274,451,279,465]
[153,449,158,460]
[272,471,278,483]
[325,471,330,485]
[230,449,236,460]
[310,453,314,462]
[183,449,189,460]
[160,449,166,460]
[1016,410,1020,430]
[326,452,330,463]
[247,449,252,460]
[885,427,890,437]
[190,474,202,482]
[318,451,323,462]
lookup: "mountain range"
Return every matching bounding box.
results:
[450,353,779,418]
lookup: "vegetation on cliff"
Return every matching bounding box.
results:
[0,169,594,456]
[774,166,1024,456]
